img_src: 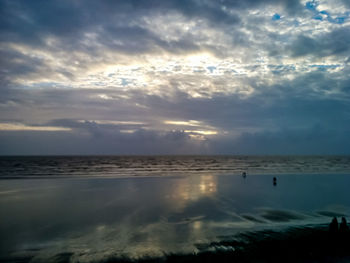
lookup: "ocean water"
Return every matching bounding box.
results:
[1,156,350,262]
[1,155,350,178]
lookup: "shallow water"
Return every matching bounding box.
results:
[1,171,350,262]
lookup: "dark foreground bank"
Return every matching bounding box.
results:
[3,224,350,263]
[112,226,350,263]
[102,224,350,263]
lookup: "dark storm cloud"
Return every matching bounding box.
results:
[0,0,303,52]
[290,27,350,58]
[0,0,86,46]
[0,0,239,48]
[98,25,202,55]
[342,0,350,8]
[0,88,155,127]
[1,78,350,155]
[0,48,44,80]
[46,119,149,139]
[221,0,302,14]
[147,77,350,134]
[0,129,206,155]
[209,124,350,155]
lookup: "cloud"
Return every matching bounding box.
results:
[342,0,350,8]
[0,128,210,155]
[210,124,350,155]
[1,0,350,154]
[0,0,239,53]
[0,122,71,131]
[289,27,350,58]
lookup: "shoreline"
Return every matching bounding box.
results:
[1,168,349,262]
[1,171,350,181]
[2,224,350,263]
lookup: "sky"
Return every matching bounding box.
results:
[0,0,350,155]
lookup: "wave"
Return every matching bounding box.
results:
[1,155,350,179]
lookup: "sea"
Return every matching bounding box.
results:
[1,155,350,262]
[1,155,350,178]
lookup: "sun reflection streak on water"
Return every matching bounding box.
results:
[1,172,350,262]
[168,174,218,211]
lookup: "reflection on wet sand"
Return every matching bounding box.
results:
[1,174,350,262]
[167,174,217,210]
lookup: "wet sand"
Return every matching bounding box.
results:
[1,173,350,262]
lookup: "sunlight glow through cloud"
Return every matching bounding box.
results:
[0,123,71,131]
[164,120,202,127]
[1,0,350,154]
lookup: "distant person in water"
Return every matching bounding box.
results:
[329,217,339,233]
[242,172,247,178]
[339,217,349,233]
[273,177,277,186]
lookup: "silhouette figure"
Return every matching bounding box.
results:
[339,217,349,233]
[273,177,277,186]
[329,217,339,233]
[242,172,247,178]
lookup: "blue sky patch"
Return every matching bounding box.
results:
[121,78,130,86]
[305,1,317,10]
[272,13,281,21]
[305,1,348,24]
[334,17,345,24]
[207,66,216,73]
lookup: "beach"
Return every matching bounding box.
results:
[1,156,350,262]
[2,0,350,260]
